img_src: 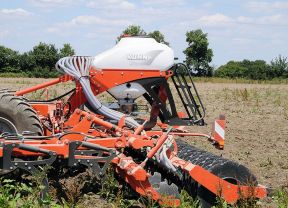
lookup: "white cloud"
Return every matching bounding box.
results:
[28,0,77,8]
[67,15,131,26]
[237,16,253,23]
[247,1,288,12]
[201,2,214,8]
[141,0,186,6]
[258,14,287,25]
[196,13,288,28]
[38,0,68,3]
[86,0,135,10]
[197,13,232,27]
[0,8,33,16]
[0,30,9,39]
[47,15,132,33]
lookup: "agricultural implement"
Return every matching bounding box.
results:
[0,36,268,207]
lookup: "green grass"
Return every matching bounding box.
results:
[0,72,30,78]
[1,170,288,208]
[0,166,65,208]
[1,73,287,84]
[192,77,288,84]
[274,187,288,208]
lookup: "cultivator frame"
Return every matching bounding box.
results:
[0,108,267,205]
[0,53,269,207]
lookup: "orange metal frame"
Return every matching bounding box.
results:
[0,108,268,206]
[4,69,267,206]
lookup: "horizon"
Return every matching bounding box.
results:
[0,0,287,68]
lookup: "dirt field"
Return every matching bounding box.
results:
[1,77,287,206]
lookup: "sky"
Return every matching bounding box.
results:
[0,0,287,67]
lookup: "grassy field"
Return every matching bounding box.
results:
[0,77,288,207]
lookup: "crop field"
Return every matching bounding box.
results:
[0,77,288,207]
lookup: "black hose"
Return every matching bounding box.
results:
[27,88,76,102]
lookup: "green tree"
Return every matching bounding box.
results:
[117,25,169,46]
[242,59,271,80]
[19,52,36,72]
[270,55,288,77]
[59,43,75,58]
[30,42,59,71]
[183,29,213,76]
[0,46,20,73]
[214,61,248,78]
[148,30,169,45]
[215,59,272,80]
[117,25,146,42]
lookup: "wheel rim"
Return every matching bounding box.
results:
[0,117,18,175]
[0,117,18,134]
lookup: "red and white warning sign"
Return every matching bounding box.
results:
[212,115,225,149]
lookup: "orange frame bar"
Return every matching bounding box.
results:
[15,75,72,96]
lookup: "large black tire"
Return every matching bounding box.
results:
[176,139,257,208]
[0,92,43,136]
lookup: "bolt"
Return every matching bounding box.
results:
[90,163,93,166]
[10,167,13,170]
[74,163,77,166]
[146,190,153,198]
[78,159,81,162]
[14,163,18,166]
[28,167,31,170]
[25,163,28,166]
[87,160,90,163]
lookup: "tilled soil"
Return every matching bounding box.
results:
[1,78,288,207]
[183,82,288,189]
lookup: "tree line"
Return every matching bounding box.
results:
[0,43,74,78]
[215,57,288,79]
[0,25,287,80]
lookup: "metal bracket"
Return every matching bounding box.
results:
[0,143,57,173]
[68,141,116,178]
[0,142,57,198]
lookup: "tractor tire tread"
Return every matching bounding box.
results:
[175,139,257,208]
[0,92,43,135]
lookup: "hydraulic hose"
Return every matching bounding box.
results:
[55,56,140,128]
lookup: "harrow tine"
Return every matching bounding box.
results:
[68,141,117,177]
[0,143,57,172]
[115,154,180,207]
[149,172,180,198]
[0,143,57,198]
